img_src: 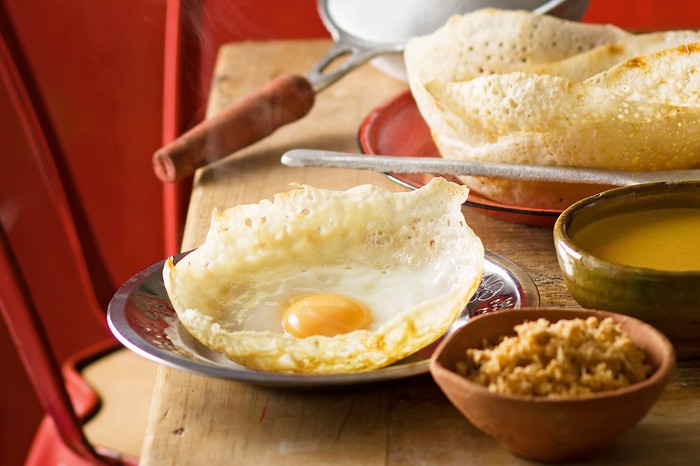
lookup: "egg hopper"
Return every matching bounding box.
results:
[403,10,700,211]
[108,250,538,388]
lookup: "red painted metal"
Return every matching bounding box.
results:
[2,0,167,290]
[161,0,198,255]
[0,7,133,463]
[0,230,130,465]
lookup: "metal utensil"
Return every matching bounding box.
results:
[281,149,700,186]
[153,0,589,182]
[314,0,588,86]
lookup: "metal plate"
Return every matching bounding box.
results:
[108,250,538,388]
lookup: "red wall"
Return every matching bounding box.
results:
[584,0,700,30]
[1,1,698,464]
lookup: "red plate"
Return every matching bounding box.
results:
[358,90,562,227]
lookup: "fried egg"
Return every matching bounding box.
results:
[163,178,484,374]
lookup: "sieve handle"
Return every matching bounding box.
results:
[153,74,315,183]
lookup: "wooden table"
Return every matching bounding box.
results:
[139,40,700,465]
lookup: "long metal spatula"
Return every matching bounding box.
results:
[281,149,700,186]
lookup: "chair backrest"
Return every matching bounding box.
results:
[0,5,117,463]
[0,0,111,362]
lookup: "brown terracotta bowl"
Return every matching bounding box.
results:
[429,308,675,463]
[553,181,700,358]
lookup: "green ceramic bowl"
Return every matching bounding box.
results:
[553,181,700,358]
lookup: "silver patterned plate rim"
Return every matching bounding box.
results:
[107,250,538,388]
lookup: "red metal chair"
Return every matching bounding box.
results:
[1,2,323,462]
[2,2,325,462]
[0,5,152,464]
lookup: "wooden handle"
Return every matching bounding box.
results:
[153,74,315,182]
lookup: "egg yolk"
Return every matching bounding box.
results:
[282,294,372,338]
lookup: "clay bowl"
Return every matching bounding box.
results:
[553,181,700,358]
[430,308,675,463]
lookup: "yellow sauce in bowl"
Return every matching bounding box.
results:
[572,208,700,272]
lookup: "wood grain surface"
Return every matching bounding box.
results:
[139,40,700,465]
